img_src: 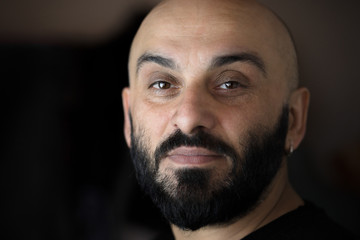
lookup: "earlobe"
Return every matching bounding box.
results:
[287,87,310,151]
[122,87,132,148]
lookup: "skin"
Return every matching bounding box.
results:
[122,0,310,239]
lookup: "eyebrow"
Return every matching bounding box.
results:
[210,53,266,76]
[136,53,176,74]
[136,52,266,76]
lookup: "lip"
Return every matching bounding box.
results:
[166,146,224,165]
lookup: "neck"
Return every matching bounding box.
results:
[171,161,304,240]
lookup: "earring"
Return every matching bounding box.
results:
[288,141,294,157]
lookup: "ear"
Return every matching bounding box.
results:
[122,87,132,148]
[286,87,310,151]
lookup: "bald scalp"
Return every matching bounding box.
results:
[129,0,299,91]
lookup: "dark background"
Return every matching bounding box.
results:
[1,0,359,239]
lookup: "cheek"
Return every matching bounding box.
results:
[219,108,254,150]
[217,99,275,151]
[131,101,173,152]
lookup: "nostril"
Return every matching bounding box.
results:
[171,108,217,134]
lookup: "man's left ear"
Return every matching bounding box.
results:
[286,87,310,151]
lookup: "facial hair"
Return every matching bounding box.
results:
[129,106,289,231]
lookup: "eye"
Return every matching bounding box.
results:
[214,70,251,92]
[150,81,173,90]
[218,81,242,90]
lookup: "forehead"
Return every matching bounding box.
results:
[129,0,285,79]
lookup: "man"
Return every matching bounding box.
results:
[121,0,357,239]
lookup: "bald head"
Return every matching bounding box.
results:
[129,0,299,91]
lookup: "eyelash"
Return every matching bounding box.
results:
[145,70,250,99]
[215,70,250,90]
[150,81,174,90]
[147,75,180,98]
[218,81,243,90]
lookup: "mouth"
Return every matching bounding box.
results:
[165,146,225,166]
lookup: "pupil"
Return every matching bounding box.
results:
[225,82,232,88]
[160,82,167,89]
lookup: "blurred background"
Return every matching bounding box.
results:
[1,0,359,239]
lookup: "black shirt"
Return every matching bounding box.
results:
[153,202,358,240]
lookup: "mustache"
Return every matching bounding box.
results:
[154,129,240,169]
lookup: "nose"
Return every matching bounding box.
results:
[170,87,217,134]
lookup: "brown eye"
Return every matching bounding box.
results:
[219,81,241,89]
[151,81,173,89]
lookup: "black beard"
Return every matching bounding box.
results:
[129,106,289,231]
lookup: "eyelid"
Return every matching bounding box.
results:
[218,81,242,89]
[144,72,182,99]
[214,70,250,87]
[150,81,174,89]
[147,72,180,86]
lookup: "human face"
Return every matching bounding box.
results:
[124,0,290,179]
[122,0,298,229]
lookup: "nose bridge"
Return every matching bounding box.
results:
[171,84,216,134]
[182,85,205,108]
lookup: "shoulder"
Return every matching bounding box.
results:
[243,201,359,240]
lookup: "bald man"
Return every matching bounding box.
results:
[121,0,357,239]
